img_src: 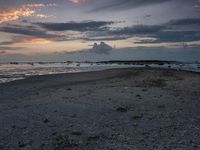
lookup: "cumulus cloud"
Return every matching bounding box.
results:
[194,0,200,9]
[89,42,113,54]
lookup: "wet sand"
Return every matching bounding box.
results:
[0,68,200,150]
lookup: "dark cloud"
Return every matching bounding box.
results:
[167,18,200,26]
[144,14,152,19]
[137,31,200,43]
[0,21,115,44]
[1,18,200,45]
[111,25,165,35]
[90,0,173,12]
[84,24,167,41]
[85,18,200,43]
[0,46,22,51]
[84,24,166,41]
[0,25,61,39]
[83,36,127,41]
[34,21,114,31]
[0,41,16,45]
[0,24,69,42]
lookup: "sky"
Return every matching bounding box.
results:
[0,0,200,62]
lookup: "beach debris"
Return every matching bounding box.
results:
[67,88,72,91]
[136,94,142,99]
[116,107,128,112]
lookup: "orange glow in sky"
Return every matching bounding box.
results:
[68,0,86,4]
[21,38,51,45]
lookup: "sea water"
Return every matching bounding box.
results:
[0,62,199,84]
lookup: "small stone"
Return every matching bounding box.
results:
[136,94,141,97]
[142,89,148,92]
[133,123,138,127]
[132,114,143,120]
[43,119,49,123]
[158,105,165,109]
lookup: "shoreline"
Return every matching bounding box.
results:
[1,67,200,85]
[0,68,200,149]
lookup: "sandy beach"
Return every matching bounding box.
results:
[0,68,200,150]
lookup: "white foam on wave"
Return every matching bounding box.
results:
[0,62,199,84]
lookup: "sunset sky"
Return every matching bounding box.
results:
[0,0,200,62]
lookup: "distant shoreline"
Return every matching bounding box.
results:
[1,67,199,86]
[0,60,199,64]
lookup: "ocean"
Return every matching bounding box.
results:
[0,62,199,84]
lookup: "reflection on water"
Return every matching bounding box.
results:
[0,62,199,84]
